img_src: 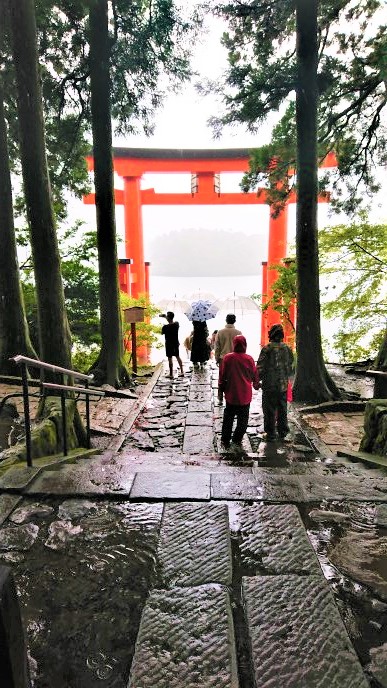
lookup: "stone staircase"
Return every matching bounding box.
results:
[127,502,368,688]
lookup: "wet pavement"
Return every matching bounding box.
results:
[0,360,387,687]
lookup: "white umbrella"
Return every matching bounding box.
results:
[157,297,191,313]
[212,294,260,315]
[185,299,219,322]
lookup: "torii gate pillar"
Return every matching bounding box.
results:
[123,176,145,298]
[266,205,288,336]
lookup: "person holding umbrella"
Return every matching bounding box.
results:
[184,299,218,369]
[191,320,210,368]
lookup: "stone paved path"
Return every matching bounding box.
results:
[0,360,386,687]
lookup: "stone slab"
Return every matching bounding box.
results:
[243,575,368,688]
[337,448,387,468]
[238,503,321,574]
[185,411,213,427]
[128,584,239,688]
[0,466,41,492]
[108,363,164,451]
[187,400,212,413]
[211,471,305,502]
[130,471,211,500]
[25,463,135,497]
[299,473,387,502]
[189,389,212,402]
[190,372,212,385]
[158,503,232,587]
[183,426,214,454]
[0,495,22,526]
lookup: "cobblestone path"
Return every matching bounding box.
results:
[0,361,386,687]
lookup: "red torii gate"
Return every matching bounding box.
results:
[84,148,336,346]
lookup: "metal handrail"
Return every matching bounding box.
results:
[9,356,97,467]
[11,355,93,381]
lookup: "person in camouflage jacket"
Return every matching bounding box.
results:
[257,324,294,441]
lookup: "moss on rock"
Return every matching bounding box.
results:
[0,396,87,464]
[359,399,387,455]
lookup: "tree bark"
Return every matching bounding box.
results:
[0,78,37,374]
[8,0,72,373]
[88,0,129,386]
[292,0,340,403]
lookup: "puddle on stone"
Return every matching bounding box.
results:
[0,497,162,688]
[301,501,387,669]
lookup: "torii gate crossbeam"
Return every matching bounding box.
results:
[84,148,336,345]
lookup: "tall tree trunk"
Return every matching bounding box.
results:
[8,0,72,372]
[88,0,129,387]
[292,0,340,403]
[0,78,37,374]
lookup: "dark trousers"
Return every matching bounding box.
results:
[221,403,250,447]
[262,389,289,438]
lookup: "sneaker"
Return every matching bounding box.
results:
[220,441,230,451]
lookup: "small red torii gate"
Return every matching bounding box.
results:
[84,148,336,346]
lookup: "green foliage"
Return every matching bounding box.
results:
[71,343,100,374]
[251,258,297,329]
[208,0,387,213]
[319,213,387,361]
[120,293,163,360]
[20,223,100,349]
[253,217,387,362]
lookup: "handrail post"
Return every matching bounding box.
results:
[20,363,32,467]
[85,380,91,449]
[61,375,68,457]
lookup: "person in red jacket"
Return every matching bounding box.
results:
[218,335,259,450]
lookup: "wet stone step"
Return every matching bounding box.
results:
[25,463,135,497]
[243,575,368,688]
[238,503,321,574]
[211,471,305,502]
[128,584,239,688]
[158,503,232,587]
[0,466,41,492]
[185,411,213,427]
[187,400,212,412]
[183,426,214,455]
[299,472,387,502]
[189,389,212,402]
[130,471,211,500]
